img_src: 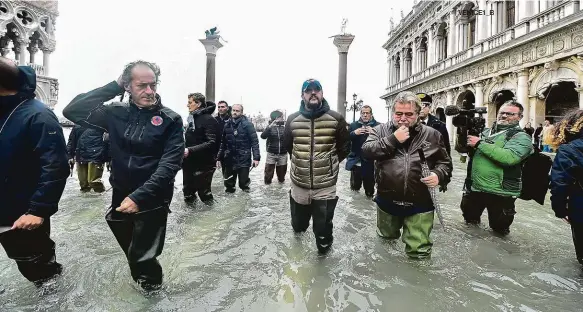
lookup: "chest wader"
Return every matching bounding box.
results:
[105,190,168,290]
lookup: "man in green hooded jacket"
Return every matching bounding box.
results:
[461,101,533,235]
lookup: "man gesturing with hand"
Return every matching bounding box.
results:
[362,91,451,259]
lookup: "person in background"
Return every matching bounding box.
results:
[216,104,260,193]
[261,110,287,184]
[0,57,69,286]
[183,93,220,204]
[542,119,555,152]
[534,123,543,149]
[549,109,583,266]
[345,105,379,197]
[66,124,109,193]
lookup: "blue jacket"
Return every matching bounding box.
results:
[217,115,260,169]
[63,81,184,211]
[0,66,70,225]
[550,136,583,222]
[345,118,379,171]
[66,125,109,164]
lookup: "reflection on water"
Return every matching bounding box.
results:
[1,133,582,311]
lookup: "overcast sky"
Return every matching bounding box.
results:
[51,0,415,123]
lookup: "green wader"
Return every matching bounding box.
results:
[77,163,105,192]
[376,207,434,259]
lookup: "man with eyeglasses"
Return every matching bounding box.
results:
[362,91,451,259]
[283,78,350,254]
[460,101,533,235]
[345,105,379,197]
[63,60,185,290]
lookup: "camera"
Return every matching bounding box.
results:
[444,103,487,154]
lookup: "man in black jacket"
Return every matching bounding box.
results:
[216,104,261,193]
[63,60,184,291]
[417,93,451,157]
[66,124,109,193]
[0,57,69,285]
[183,93,220,204]
[261,110,287,184]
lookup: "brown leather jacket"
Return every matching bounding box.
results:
[362,122,452,206]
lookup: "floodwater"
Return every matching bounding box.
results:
[1,129,582,312]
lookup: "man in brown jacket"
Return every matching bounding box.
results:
[362,91,452,259]
[283,79,350,254]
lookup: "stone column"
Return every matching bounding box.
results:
[332,34,355,117]
[446,90,454,141]
[0,35,10,57]
[448,10,457,56]
[42,48,52,76]
[478,0,488,41]
[474,81,484,108]
[28,41,38,64]
[387,55,393,86]
[400,48,406,79]
[199,37,224,103]
[491,2,498,36]
[412,38,418,74]
[576,87,583,109]
[517,69,530,126]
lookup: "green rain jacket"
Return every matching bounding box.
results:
[471,123,534,197]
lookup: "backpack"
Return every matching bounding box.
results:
[505,128,553,205]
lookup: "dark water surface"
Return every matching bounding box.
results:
[1,134,581,311]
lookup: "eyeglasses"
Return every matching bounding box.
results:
[498,111,519,116]
[394,112,416,118]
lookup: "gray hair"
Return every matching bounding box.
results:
[393,91,422,113]
[120,60,161,89]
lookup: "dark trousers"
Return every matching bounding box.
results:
[183,167,216,203]
[350,165,375,197]
[0,220,62,284]
[289,194,339,253]
[460,191,517,234]
[264,164,287,184]
[223,166,250,192]
[106,190,168,290]
[571,221,583,265]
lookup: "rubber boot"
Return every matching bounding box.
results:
[289,192,311,233]
[402,211,434,259]
[312,196,338,254]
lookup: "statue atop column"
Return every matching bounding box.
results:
[340,18,348,35]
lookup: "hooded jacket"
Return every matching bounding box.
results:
[284,99,350,189]
[66,124,110,164]
[550,134,583,222]
[0,66,70,225]
[63,81,185,211]
[184,101,220,170]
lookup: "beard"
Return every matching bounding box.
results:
[305,96,322,109]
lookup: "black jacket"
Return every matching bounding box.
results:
[0,66,69,225]
[66,125,109,164]
[550,135,583,222]
[217,115,261,169]
[184,101,220,170]
[423,114,451,156]
[63,81,185,211]
[260,122,286,155]
[215,112,230,140]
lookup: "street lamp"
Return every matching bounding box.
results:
[346,93,363,122]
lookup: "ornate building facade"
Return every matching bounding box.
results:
[382,0,583,141]
[0,1,58,109]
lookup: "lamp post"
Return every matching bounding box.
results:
[345,93,363,123]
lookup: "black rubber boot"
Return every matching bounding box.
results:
[312,196,339,254]
[289,192,311,233]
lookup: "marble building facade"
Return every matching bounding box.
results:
[0,1,58,109]
[381,0,583,141]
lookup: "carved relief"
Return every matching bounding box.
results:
[522,50,532,62]
[573,33,583,47]
[498,59,506,69]
[553,39,565,52]
[544,60,559,71]
[529,66,543,84]
[537,46,547,57]
[488,63,495,72]
[510,55,518,66]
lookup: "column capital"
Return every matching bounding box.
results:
[41,39,56,53]
[514,68,529,77]
[14,37,29,46]
[331,34,355,53]
[199,38,224,56]
[473,81,485,88]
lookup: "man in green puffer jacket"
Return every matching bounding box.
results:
[461,101,533,235]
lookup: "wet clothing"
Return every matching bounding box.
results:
[183,102,220,203]
[0,66,69,283]
[550,135,583,265]
[63,81,184,289]
[284,99,351,190]
[376,208,434,259]
[284,99,350,253]
[66,125,109,192]
[362,122,452,259]
[262,121,287,184]
[463,123,533,234]
[217,115,260,192]
[345,118,379,197]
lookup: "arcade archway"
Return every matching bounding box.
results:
[543,81,579,123]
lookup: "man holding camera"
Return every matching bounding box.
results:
[461,101,533,235]
[261,110,287,184]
